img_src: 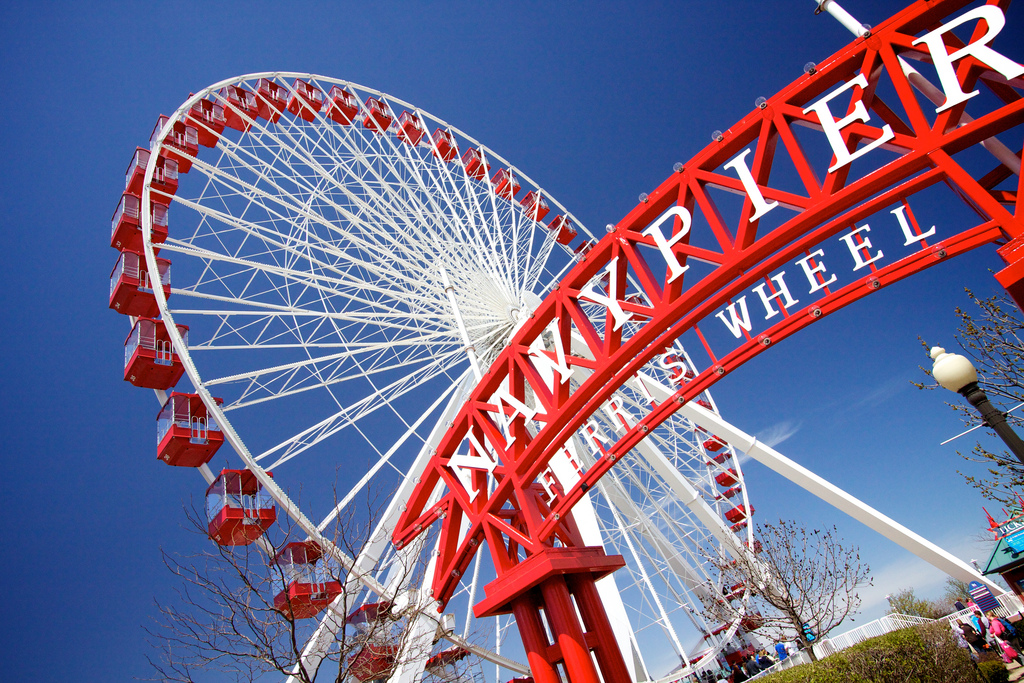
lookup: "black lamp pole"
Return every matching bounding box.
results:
[931,346,1024,466]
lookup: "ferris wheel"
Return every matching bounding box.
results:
[109,73,762,682]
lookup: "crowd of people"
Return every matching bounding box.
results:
[951,606,1024,668]
[691,642,798,683]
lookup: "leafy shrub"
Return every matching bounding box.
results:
[759,623,981,682]
[978,660,1009,683]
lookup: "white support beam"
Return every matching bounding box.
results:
[639,375,1002,593]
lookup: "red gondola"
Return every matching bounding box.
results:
[430,128,458,161]
[325,86,359,125]
[397,111,425,146]
[740,612,764,631]
[426,647,470,671]
[715,469,738,488]
[491,168,520,199]
[703,436,726,452]
[519,191,549,222]
[206,469,276,545]
[362,97,393,134]
[124,318,188,390]
[109,250,171,317]
[460,147,488,180]
[186,97,226,147]
[125,147,150,196]
[346,601,393,625]
[156,393,224,467]
[286,79,324,121]
[110,191,168,252]
[254,78,288,123]
[707,452,730,465]
[218,85,259,131]
[149,156,179,206]
[151,115,198,173]
[574,240,595,258]
[349,644,399,682]
[272,541,342,619]
[725,504,753,524]
[548,215,576,245]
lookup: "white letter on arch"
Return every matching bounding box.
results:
[803,73,895,173]
[448,432,497,503]
[912,6,1024,113]
[579,257,633,331]
[723,148,779,222]
[641,206,692,283]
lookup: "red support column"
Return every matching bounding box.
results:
[511,593,561,683]
[540,576,601,683]
[569,573,631,682]
[474,547,628,683]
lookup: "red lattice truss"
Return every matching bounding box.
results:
[395,0,1024,606]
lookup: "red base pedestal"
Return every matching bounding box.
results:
[476,547,629,683]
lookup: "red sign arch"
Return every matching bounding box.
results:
[396,1,1022,679]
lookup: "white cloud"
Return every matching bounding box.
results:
[755,420,801,448]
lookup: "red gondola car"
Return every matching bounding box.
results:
[548,215,576,245]
[397,110,425,146]
[123,318,188,390]
[286,79,324,121]
[491,168,520,200]
[703,436,726,452]
[349,644,399,682]
[325,86,359,125]
[715,469,738,488]
[156,393,224,467]
[725,504,753,524]
[461,147,488,180]
[272,541,342,619]
[110,190,168,252]
[219,85,259,132]
[151,115,198,173]
[519,191,549,222]
[431,128,458,161]
[255,78,288,123]
[574,240,595,259]
[125,147,150,196]
[707,452,730,465]
[186,97,226,147]
[149,156,179,206]
[109,250,170,317]
[362,97,393,134]
[206,469,276,545]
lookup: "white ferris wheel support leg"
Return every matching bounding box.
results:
[644,380,1003,593]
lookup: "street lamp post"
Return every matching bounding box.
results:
[930,346,1024,465]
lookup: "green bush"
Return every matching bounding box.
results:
[759,622,982,683]
[978,660,1009,683]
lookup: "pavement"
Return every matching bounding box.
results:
[1008,661,1024,682]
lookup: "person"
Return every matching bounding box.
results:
[970,609,992,647]
[742,655,760,678]
[961,619,986,653]
[774,641,788,661]
[990,612,1006,640]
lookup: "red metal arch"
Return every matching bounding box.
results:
[395,1,1022,672]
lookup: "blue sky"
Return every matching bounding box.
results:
[2,1,1021,681]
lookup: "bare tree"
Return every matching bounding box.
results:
[705,520,871,662]
[146,492,477,683]
[920,292,1024,506]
